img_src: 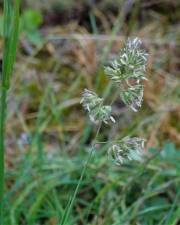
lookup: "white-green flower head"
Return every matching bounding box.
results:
[81,89,103,112]
[120,84,143,112]
[104,37,148,82]
[81,89,115,124]
[108,136,146,165]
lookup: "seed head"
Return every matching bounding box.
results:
[104,37,148,112]
[120,84,143,112]
[108,136,146,165]
[81,89,115,124]
[105,38,148,82]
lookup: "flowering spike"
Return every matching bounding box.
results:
[104,37,148,112]
[81,38,148,167]
[105,38,148,82]
[120,84,144,112]
[108,137,146,165]
[81,89,115,124]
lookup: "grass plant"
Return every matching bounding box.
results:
[0,0,20,223]
[1,1,179,224]
[60,37,148,224]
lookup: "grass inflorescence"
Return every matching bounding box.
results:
[61,37,147,225]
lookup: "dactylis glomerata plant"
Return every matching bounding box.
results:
[61,38,148,225]
[81,38,148,165]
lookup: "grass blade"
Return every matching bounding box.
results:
[0,0,20,223]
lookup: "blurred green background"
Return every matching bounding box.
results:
[0,0,180,224]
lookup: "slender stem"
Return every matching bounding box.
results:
[0,88,7,224]
[60,148,94,225]
[60,123,102,225]
[0,0,20,223]
[0,0,10,222]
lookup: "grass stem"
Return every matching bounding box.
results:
[60,123,102,225]
[0,88,7,224]
[60,148,94,225]
[0,0,20,223]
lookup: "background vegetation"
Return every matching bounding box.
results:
[0,0,180,224]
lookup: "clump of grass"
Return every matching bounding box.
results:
[5,140,179,224]
[0,0,20,223]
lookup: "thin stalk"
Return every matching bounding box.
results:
[60,123,102,225]
[60,148,94,225]
[0,88,7,223]
[0,0,20,223]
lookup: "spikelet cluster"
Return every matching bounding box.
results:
[80,89,115,124]
[81,38,148,165]
[105,38,148,112]
[120,84,144,112]
[108,137,146,165]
